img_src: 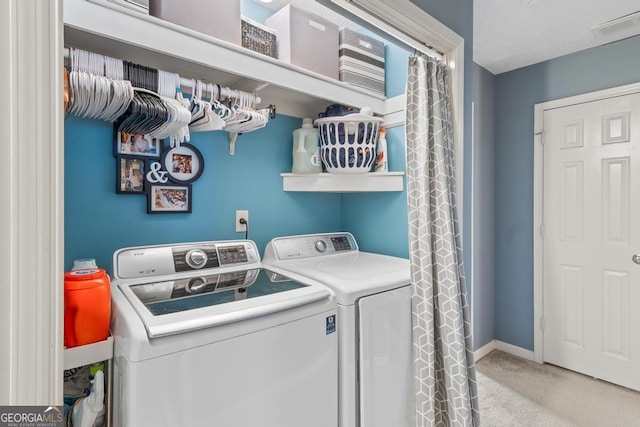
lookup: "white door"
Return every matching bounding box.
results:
[543,92,640,391]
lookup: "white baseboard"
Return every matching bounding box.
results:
[473,340,497,361]
[495,340,535,361]
[474,340,535,362]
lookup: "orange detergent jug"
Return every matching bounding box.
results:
[64,268,111,348]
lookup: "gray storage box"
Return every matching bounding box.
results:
[339,28,385,95]
[266,5,339,79]
[149,0,241,46]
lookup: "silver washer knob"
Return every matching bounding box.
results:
[186,277,206,293]
[315,240,327,252]
[632,254,640,265]
[186,249,208,269]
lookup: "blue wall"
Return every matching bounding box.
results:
[495,35,640,350]
[341,126,409,259]
[64,114,341,273]
[240,0,273,24]
[472,63,496,349]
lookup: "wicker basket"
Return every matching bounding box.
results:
[241,17,277,59]
[315,114,384,174]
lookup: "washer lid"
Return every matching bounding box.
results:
[265,252,410,305]
[118,267,332,338]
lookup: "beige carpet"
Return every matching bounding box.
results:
[476,350,640,426]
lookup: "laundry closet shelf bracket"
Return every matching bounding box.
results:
[229,133,239,156]
[63,0,387,119]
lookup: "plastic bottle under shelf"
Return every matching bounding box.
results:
[71,370,105,427]
[374,127,388,173]
[292,118,322,174]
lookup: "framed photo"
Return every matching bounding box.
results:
[115,132,161,158]
[148,184,192,214]
[161,143,204,184]
[116,156,146,194]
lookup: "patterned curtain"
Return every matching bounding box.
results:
[405,53,480,426]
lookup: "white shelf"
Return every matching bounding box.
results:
[64,336,114,370]
[281,172,404,193]
[63,0,387,118]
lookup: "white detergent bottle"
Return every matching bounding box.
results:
[292,118,322,174]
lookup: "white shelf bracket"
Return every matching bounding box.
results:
[229,132,239,155]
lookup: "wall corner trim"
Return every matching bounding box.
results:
[474,340,536,362]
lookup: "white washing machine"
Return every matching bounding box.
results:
[110,240,338,427]
[263,233,413,427]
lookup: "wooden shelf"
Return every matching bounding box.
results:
[63,0,387,118]
[64,336,114,370]
[281,172,404,193]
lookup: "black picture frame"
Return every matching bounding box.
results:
[161,143,204,185]
[115,131,162,158]
[147,184,192,214]
[116,156,147,194]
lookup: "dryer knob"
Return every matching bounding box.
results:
[186,249,208,269]
[314,240,327,253]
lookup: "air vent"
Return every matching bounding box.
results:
[591,11,640,40]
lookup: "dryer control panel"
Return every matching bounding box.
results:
[264,233,358,260]
[114,240,260,280]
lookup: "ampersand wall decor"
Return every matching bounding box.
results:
[113,131,205,214]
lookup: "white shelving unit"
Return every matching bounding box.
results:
[64,337,114,426]
[63,0,404,192]
[63,0,387,119]
[64,336,114,370]
[281,172,404,192]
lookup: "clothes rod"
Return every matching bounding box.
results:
[63,47,262,104]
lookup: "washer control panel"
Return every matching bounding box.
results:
[185,249,208,269]
[314,240,327,253]
[265,233,358,260]
[114,240,260,279]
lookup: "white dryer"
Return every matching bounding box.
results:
[111,240,338,427]
[263,233,413,427]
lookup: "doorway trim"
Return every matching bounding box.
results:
[533,81,640,364]
[0,0,64,403]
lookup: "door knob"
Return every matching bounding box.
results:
[633,254,640,264]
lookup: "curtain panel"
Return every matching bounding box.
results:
[405,53,480,427]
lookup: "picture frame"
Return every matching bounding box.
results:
[161,143,204,184]
[116,156,147,194]
[147,184,192,214]
[115,132,161,158]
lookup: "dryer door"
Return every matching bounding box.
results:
[358,285,413,427]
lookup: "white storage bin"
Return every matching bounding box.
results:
[339,28,385,95]
[266,5,339,79]
[149,0,241,46]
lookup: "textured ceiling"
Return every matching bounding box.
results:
[474,0,640,75]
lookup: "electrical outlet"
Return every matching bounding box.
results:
[236,210,248,233]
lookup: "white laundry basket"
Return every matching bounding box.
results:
[315,114,383,174]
